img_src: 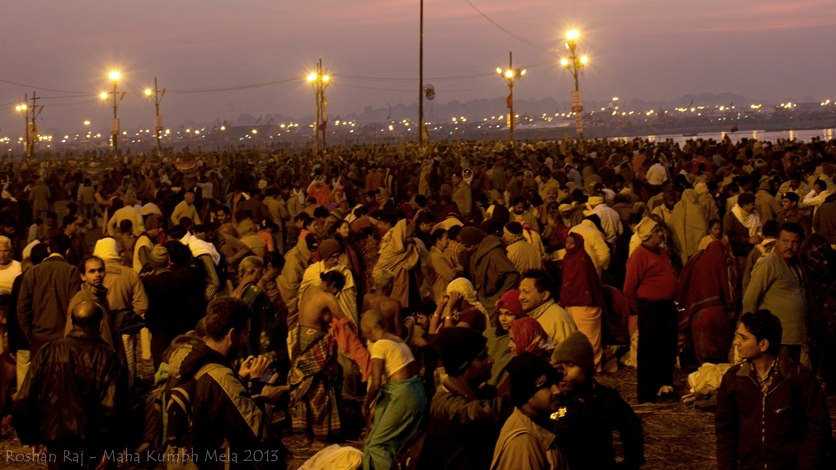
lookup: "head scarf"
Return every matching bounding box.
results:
[510,317,549,356]
[93,237,120,261]
[496,289,523,318]
[560,232,604,308]
[446,277,488,315]
[634,217,659,242]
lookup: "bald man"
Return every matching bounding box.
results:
[14,300,124,469]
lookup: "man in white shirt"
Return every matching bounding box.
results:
[586,196,623,244]
[170,189,202,226]
[802,179,831,216]
[0,236,21,295]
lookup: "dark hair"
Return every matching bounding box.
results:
[521,269,557,298]
[119,219,133,234]
[430,228,448,246]
[737,192,755,206]
[320,270,346,292]
[82,255,105,272]
[414,194,428,208]
[203,297,251,341]
[47,235,71,255]
[739,310,782,356]
[447,225,463,240]
[62,214,79,227]
[779,222,805,239]
[782,192,799,203]
[814,179,827,191]
[415,211,435,226]
[294,212,313,228]
[505,221,523,235]
[165,240,193,267]
[313,206,330,219]
[30,243,49,264]
[761,220,780,239]
[168,225,187,240]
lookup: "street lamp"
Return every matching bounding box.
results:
[102,68,126,155]
[559,28,589,137]
[306,59,331,155]
[14,101,29,157]
[142,77,166,155]
[496,51,526,143]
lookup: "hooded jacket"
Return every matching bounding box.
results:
[468,235,520,309]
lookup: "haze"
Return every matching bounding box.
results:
[1,0,834,133]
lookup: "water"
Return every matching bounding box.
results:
[612,128,835,144]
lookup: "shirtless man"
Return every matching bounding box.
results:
[362,278,402,336]
[298,271,347,330]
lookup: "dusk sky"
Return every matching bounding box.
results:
[1,0,835,133]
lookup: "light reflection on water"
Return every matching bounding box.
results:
[612,128,834,144]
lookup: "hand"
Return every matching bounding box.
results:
[448,291,463,305]
[239,355,271,380]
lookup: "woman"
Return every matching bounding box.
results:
[624,218,678,402]
[428,228,460,305]
[560,232,605,371]
[676,238,737,364]
[429,277,489,333]
[508,317,553,359]
[487,289,524,386]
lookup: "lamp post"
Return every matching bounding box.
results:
[14,100,29,158]
[418,0,425,147]
[306,59,331,156]
[560,28,589,138]
[143,77,166,155]
[496,51,526,143]
[100,69,126,155]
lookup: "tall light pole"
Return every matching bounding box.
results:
[306,59,331,156]
[418,0,425,147]
[496,51,526,143]
[560,28,590,138]
[14,99,29,158]
[100,68,126,155]
[144,77,166,155]
[27,92,43,159]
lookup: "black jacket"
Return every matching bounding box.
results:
[13,328,125,448]
[551,380,644,470]
[715,357,831,470]
[169,341,282,469]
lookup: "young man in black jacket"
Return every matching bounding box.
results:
[716,310,831,470]
[551,332,644,470]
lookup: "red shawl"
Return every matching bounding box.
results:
[676,240,736,317]
[510,317,548,356]
[560,233,605,308]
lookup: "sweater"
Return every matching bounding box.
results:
[742,252,806,345]
[623,245,676,302]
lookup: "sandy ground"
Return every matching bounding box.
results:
[2,367,832,469]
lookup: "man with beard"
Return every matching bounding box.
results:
[491,353,564,470]
[551,332,644,470]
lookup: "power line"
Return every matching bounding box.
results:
[462,0,550,52]
[168,77,302,95]
[0,78,88,95]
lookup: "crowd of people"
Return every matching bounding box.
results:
[0,134,833,469]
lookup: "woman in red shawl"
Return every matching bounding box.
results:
[675,239,737,364]
[508,317,552,358]
[560,232,605,371]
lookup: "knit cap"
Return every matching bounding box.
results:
[553,331,595,373]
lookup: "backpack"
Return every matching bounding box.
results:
[162,362,227,449]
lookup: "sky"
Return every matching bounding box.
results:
[1,0,835,133]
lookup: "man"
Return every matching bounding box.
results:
[107,196,144,237]
[569,215,610,276]
[233,256,287,364]
[586,195,623,245]
[65,256,118,349]
[813,190,836,247]
[801,179,831,214]
[491,353,563,470]
[361,310,426,470]
[519,269,577,346]
[14,301,125,470]
[170,188,202,226]
[419,327,504,470]
[724,192,761,259]
[132,213,162,273]
[373,217,422,308]
[459,226,520,310]
[742,223,808,362]
[0,235,21,295]
[17,236,81,356]
[92,237,149,331]
[298,238,358,324]
[504,222,542,273]
[551,332,644,470]
[278,233,318,323]
[168,297,283,469]
[624,219,678,402]
[716,310,830,470]
[288,271,347,441]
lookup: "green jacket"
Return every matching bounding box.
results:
[742,252,806,345]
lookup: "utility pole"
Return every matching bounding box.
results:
[418,0,424,147]
[16,94,29,158]
[496,51,526,145]
[145,77,166,155]
[306,59,331,156]
[560,29,589,138]
[29,91,42,159]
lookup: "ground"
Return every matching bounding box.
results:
[2,367,833,469]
